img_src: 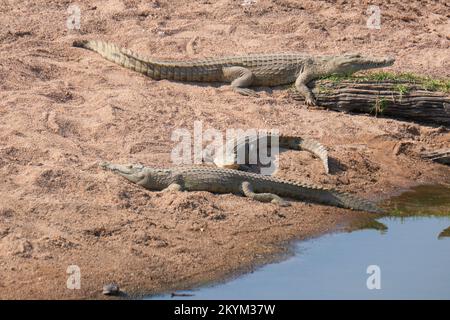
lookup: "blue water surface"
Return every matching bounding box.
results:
[151,217,450,300]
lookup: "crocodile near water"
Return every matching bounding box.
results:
[73,40,395,105]
[100,162,382,213]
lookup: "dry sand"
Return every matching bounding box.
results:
[0,0,449,299]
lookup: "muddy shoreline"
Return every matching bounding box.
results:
[0,1,449,299]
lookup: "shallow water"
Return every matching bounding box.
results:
[384,184,450,216]
[150,185,450,300]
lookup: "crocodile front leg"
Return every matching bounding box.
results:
[223,66,258,96]
[295,71,317,106]
[240,181,290,206]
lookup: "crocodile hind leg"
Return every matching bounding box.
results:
[223,66,258,96]
[240,181,290,206]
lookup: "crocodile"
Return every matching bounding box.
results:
[100,162,382,213]
[207,132,329,174]
[73,40,395,105]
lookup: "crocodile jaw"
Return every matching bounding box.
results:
[99,162,145,184]
[351,55,395,71]
[329,54,395,75]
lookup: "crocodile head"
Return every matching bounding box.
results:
[100,162,147,183]
[99,162,170,189]
[326,53,395,75]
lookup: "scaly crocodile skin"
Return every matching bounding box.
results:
[100,162,382,213]
[73,40,395,103]
[211,133,329,174]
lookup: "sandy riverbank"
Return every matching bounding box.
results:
[0,0,449,299]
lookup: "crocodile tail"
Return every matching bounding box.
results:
[330,190,383,214]
[216,133,330,173]
[298,138,329,174]
[73,40,165,79]
[281,136,329,174]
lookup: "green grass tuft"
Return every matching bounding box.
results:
[320,71,450,93]
[371,97,388,115]
[393,83,410,95]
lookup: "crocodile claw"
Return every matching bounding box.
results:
[234,87,259,97]
[305,96,317,106]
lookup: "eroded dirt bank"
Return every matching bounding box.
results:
[0,0,449,299]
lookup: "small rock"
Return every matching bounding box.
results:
[393,141,413,156]
[102,283,120,296]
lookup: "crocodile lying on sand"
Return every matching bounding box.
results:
[73,40,395,105]
[100,162,382,213]
[207,133,329,174]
